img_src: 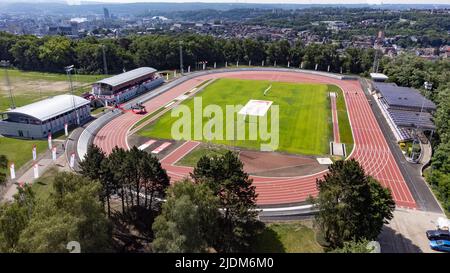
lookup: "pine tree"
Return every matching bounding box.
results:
[314,159,395,248]
[192,151,263,252]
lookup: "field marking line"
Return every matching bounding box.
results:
[151,142,172,154]
[138,139,156,151]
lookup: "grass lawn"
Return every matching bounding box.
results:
[330,85,354,156]
[0,136,47,169]
[91,107,106,116]
[31,166,58,201]
[175,145,229,167]
[139,78,352,156]
[0,69,106,111]
[4,69,105,83]
[130,106,168,131]
[251,221,324,253]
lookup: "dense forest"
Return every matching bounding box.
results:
[0,31,375,75]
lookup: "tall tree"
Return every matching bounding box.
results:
[79,145,106,180]
[313,159,395,248]
[0,184,35,252]
[17,172,113,253]
[191,151,263,252]
[108,147,128,214]
[0,155,7,185]
[38,36,74,72]
[152,180,219,253]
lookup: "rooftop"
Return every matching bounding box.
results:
[3,95,90,121]
[370,73,389,81]
[374,82,436,110]
[389,109,435,130]
[96,67,157,87]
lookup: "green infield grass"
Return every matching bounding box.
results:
[0,137,47,170]
[251,221,324,253]
[175,145,229,167]
[139,78,353,156]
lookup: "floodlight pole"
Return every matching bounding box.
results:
[1,60,16,109]
[411,81,432,162]
[179,42,184,74]
[101,45,108,75]
[65,65,79,125]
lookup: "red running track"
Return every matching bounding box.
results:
[93,71,417,209]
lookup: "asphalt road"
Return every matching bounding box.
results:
[360,79,442,213]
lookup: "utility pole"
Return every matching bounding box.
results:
[179,42,184,74]
[65,65,79,125]
[411,81,432,162]
[101,45,108,75]
[1,60,16,109]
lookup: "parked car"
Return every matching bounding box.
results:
[429,240,450,252]
[426,230,450,241]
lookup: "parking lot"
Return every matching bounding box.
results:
[378,208,446,253]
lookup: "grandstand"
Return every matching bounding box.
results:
[373,82,436,142]
[91,67,164,105]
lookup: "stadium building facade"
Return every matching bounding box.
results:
[91,67,164,105]
[0,95,91,139]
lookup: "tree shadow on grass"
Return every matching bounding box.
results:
[378,225,423,253]
[109,206,160,253]
[250,227,286,253]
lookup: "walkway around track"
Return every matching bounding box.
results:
[92,69,417,209]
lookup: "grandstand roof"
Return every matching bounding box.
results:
[389,109,435,130]
[3,95,90,121]
[96,67,157,87]
[374,82,436,110]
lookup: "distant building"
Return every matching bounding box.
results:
[0,95,91,139]
[48,23,78,37]
[322,21,350,32]
[103,8,110,20]
[374,30,385,49]
[370,73,389,82]
[91,67,164,105]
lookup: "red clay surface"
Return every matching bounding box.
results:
[93,71,417,209]
[239,150,327,177]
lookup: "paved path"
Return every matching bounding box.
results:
[378,209,446,253]
[93,70,416,208]
[2,148,69,202]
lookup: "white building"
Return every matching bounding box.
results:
[0,95,91,139]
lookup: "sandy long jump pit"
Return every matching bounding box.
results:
[239,150,328,177]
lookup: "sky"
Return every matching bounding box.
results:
[62,0,450,4]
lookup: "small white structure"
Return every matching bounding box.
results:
[316,158,333,165]
[238,100,273,117]
[370,73,389,82]
[437,217,450,230]
[0,95,91,139]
